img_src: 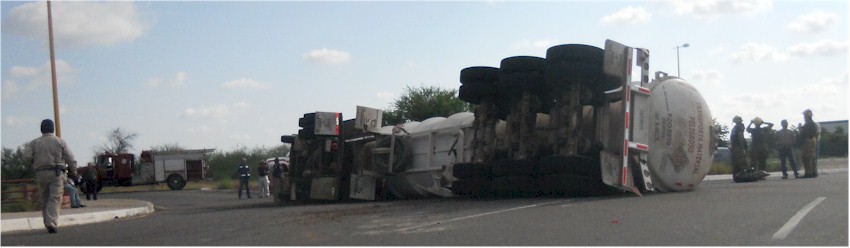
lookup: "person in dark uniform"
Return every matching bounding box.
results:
[774,119,799,179]
[237,158,252,199]
[23,119,77,234]
[799,109,820,178]
[746,117,773,175]
[82,162,98,200]
[730,116,750,182]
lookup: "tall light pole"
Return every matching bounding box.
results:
[676,43,689,77]
[47,1,62,137]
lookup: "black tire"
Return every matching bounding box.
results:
[166,174,186,190]
[490,159,536,177]
[453,163,490,179]
[537,155,600,177]
[460,66,500,85]
[545,44,604,65]
[490,176,538,196]
[458,84,483,104]
[544,62,604,90]
[499,72,546,95]
[451,178,491,196]
[538,174,603,197]
[500,56,545,74]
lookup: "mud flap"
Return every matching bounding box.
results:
[310,177,339,200]
[349,174,376,200]
[600,151,641,195]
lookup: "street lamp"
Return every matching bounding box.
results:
[676,43,689,77]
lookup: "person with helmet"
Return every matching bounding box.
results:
[22,119,77,234]
[747,117,773,176]
[799,109,820,178]
[774,119,800,179]
[237,157,252,199]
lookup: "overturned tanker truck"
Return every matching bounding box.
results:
[279,39,715,202]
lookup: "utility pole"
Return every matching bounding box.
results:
[675,43,689,77]
[47,1,62,137]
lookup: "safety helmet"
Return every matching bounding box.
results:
[733,116,742,123]
[803,109,813,117]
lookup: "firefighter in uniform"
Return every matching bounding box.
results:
[272,157,288,203]
[746,117,773,174]
[774,119,799,179]
[730,116,749,182]
[237,158,252,199]
[22,119,77,234]
[799,109,820,178]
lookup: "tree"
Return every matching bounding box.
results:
[382,85,472,125]
[97,127,138,155]
[712,118,730,147]
[149,143,186,153]
[1,145,34,180]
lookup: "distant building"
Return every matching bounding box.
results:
[819,120,848,134]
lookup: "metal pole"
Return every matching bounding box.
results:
[47,1,62,137]
[676,46,680,77]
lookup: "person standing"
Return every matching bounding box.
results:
[730,116,750,182]
[774,120,800,179]
[22,119,77,234]
[747,117,773,174]
[82,162,98,200]
[237,158,252,199]
[799,109,820,178]
[271,157,288,203]
[257,161,270,198]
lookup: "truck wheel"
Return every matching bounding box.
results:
[458,84,483,104]
[451,178,491,197]
[490,175,538,197]
[537,155,601,177]
[545,44,604,65]
[460,66,500,85]
[166,174,186,190]
[490,159,536,177]
[453,163,490,179]
[500,56,545,74]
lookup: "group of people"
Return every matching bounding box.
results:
[236,157,288,201]
[729,109,821,183]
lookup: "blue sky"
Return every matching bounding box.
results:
[2,0,848,164]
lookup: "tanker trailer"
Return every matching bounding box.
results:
[281,39,715,201]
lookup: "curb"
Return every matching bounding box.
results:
[1,201,155,233]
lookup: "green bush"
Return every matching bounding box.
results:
[215,178,235,190]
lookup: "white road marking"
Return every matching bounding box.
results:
[396,200,565,233]
[772,197,826,240]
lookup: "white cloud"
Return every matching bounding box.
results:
[182,102,250,119]
[304,48,351,64]
[715,73,848,127]
[172,72,188,87]
[4,116,37,127]
[668,0,772,19]
[222,78,269,89]
[787,10,839,34]
[146,77,161,88]
[600,7,651,25]
[510,39,559,50]
[2,60,76,100]
[376,92,395,102]
[183,104,231,118]
[787,39,848,57]
[3,2,150,47]
[689,69,725,87]
[727,42,788,62]
[188,125,214,134]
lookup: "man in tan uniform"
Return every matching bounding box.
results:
[799,109,820,178]
[23,119,77,234]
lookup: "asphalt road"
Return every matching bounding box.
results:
[3,171,846,246]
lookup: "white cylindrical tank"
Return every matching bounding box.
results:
[646,76,714,191]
